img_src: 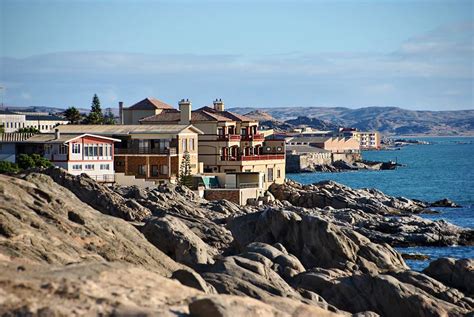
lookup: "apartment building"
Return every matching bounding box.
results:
[338,128,381,149]
[0,110,68,133]
[55,124,202,184]
[138,98,286,189]
[0,130,119,182]
[119,98,174,124]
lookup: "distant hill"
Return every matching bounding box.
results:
[233,106,474,136]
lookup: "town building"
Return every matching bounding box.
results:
[0,110,68,133]
[137,98,286,189]
[55,124,202,184]
[337,128,381,149]
[0,131,120,182]
[119,98,174,124]
[286,136,360,153]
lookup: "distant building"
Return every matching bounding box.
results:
[0,110,68,133]
[286,136,360,153]
[119,98,174,124]
[55,124,203,185]
[338,128,381,149]
[138,98,286,189]
[0,131,120,182]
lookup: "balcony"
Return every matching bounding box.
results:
[88,174,115,183]
[220,154,285,162]
[217,134,242,142]
[241,133,265,142]
[115,147,177,155]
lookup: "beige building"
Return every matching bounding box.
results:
[287,136,360,153]
[138,98,286,189]
[120,98,174,124]
[338,128,381,149]
[56,124,202,184]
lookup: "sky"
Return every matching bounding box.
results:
[0,0,473,111]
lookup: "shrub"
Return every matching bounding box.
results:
[17,153,53,170]
[0,161,20,174]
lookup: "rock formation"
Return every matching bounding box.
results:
[1,170,472,316]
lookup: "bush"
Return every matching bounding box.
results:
[0,161,20,174]
[17,154,53,170]
[17,127,40,133]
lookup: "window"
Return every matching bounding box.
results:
[277,169,281,178]
[72,143,81,154]
[92,144,98,156]
[151,165,158,176]
[182,138,187,151]
[72,164,82,170]
[190,138,195,151]
[59,144,68,155]
[241,128,247,135]
[267,168,274,182]
[85,164,94,170]
[44,144,52,154]
[160,164,168,175]
[100,164,110,170]
[98,145,104,157]
[138,165,146,175]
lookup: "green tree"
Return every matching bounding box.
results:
[0,161,20,174]
[179,151,193,187]
[103,108,116,125]
[0,124,4,134]
[17,154,52,170]
[86,94,104,124]
[64,106,82,124]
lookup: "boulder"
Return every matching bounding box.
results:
[229,208,407,273]
[172,269,217,294]
[430,199,460,208]
[142,215,217,267]
[423,258,474,296]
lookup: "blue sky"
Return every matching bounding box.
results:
[1,0,473,110]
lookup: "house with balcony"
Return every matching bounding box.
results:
[0,130,120,182]
[55,124,202,185]
[138,98,286,189]
[337,128,381,149]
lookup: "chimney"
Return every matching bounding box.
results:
[213,98,224,112]
[118,101,124,124]
[54,128,60,140]
[179,98,191,125]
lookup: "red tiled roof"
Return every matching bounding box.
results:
[128,98,174,110]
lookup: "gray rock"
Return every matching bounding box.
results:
[423,258,474,296]
[172,269,217,294]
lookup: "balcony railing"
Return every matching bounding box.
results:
[88,174,115,183]
[220,154,285,161]
[241,133,265,141]
[217,134,242,142]
[115,148,177,155]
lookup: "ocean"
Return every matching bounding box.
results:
[287,137,474,271]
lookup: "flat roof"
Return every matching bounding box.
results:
[56,124,203,135]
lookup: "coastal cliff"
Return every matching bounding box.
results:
[1,169,473,316]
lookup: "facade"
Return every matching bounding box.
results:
[56,124,202,184]
[0,110,68,133]
[0,131,119,182]
[286,136,360,153]
[120,98,174,124]
[338,128,381,149]
[138,98,286,189]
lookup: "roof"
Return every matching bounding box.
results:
[286,145,330,154]
[25,114,68,121]
[127,98,174,110]
[140,106,257,123]
[287,136,332,144]
[56,124,203,135]
[24,133,121,144]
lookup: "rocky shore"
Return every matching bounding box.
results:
[1,168,473,316]
[300,160,400,173]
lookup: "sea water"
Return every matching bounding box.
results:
[287,137,474,271]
